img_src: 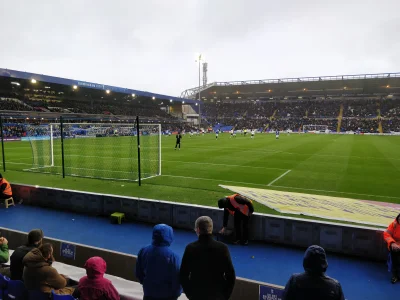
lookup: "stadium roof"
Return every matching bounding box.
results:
[0,68,198,104]
[181,72,400,100]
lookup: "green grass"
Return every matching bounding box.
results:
[2,133,400,226]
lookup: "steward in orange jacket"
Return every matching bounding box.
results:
[218,194,254,245]
[383,213,400,283]
[0,174,12,200]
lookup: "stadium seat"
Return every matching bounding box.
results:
[6,279,26,299]
[51,290,76,299]
[111,212,125,224]
[4,197,14,208]
[28,290,50,300]
[0,274,8,300]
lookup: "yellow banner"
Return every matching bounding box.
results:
[219,185,398,227]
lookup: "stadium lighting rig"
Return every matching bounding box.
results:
[73,85,78,90]
[132,93,135,97]
[31,79,37,84]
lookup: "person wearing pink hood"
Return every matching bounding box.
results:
[72,257,120,300]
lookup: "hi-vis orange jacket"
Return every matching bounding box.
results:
[0,178,12,196]
[226,194,253,217]
[383,214,400,250]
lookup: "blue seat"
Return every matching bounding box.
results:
[0,274,8,300]
[6,279,26,300]
[51,290,76,299]
[28,290,50,300]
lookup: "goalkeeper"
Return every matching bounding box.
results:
[175,132,182,150]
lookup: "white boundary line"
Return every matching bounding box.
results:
[161,174,270,187]
[267,170,292,186]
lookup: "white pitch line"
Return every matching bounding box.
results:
[161,174,270,187]
[267,170,292,186]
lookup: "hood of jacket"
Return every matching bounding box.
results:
[22,248,50,269]
[84,256,107,279]
[303,245,328,274]
[152,224,173,247]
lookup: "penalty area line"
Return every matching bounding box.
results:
[267,170,292,186]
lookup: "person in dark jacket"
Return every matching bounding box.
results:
[282,245,345,300]
[180,216,236,300]
[218,194,254,245]
[136,224,181,300]
[10,229,43,280]
[72,256,120,300]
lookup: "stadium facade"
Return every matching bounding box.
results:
[181,72,400,100]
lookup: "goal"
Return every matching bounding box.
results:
[303,125,329,133]
[25,122,161,182]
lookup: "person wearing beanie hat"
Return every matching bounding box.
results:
[10,229,44,280]
[72,257,119,300]
[282,245,345,300]
[218,194,254,245]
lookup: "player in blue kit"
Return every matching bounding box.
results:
[276,130,280,139]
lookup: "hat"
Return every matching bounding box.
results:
[28,229,44,245]
[218,198,227,208]
[303,245,328,274]
[0,174,3,179]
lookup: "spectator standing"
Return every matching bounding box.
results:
[23,243,74,295]
[383,213,400,283]
[180,216,235,300]
[282,245,345,300]
[10,229,43,280]
[218,194,254,245]
[136,224,181,300]
[72,257,119,300]
[0,173,12,201]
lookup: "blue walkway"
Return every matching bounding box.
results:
[0,205,398,300]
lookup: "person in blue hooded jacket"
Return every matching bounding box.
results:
[282,245,345,300]
[136,224,182,300]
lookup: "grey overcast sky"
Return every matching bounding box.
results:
[0,0,399,97]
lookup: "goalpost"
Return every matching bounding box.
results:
[303,125,329,133]
[24,121,162,182]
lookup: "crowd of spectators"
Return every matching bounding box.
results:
[0,218,347,300]
[0,98,33,111]
[202,98,400,133]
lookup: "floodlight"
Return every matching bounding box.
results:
[152,96,155,100]
[132,93,135,97]
[31,79,37,84]
[73,85,78,90]
[106,90,110,94]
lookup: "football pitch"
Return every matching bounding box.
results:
[2,132,400,224]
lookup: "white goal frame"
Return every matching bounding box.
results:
[303,125,329,132]
[27,122,162,181]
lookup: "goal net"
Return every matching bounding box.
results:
[25,122,161,181]
[303,125,329,133]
